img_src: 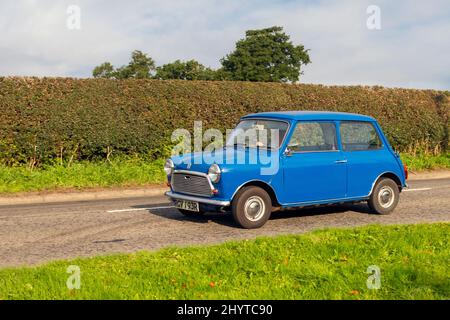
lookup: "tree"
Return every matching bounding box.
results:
[220,26,311,82]
[92,50,156,79]
[92,62,115,79]
[155,60,216,80]
[115,50,156,79]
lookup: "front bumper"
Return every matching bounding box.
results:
[165,191,231,207]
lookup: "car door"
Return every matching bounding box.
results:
[339,121,390,197]
[280,121,347,204]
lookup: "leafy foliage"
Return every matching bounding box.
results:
[0,77,447,166]
[220,26,311,82]
[93,50,155,79]
[155,60,217,80]
[92,27,310,82]
[92,62,115,79]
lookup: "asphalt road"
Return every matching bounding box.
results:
[0,179,449,268]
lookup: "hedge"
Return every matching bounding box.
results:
[0,77,448,165]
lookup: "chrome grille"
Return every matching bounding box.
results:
[171,172,212,197]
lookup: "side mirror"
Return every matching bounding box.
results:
[284,147,293,157]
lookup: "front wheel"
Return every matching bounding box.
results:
[368,178,400,215]
[232,186,272,229]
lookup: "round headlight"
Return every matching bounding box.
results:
[208,164,221,183]
[164,159,174,176]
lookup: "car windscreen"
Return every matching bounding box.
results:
[226,119,289,149]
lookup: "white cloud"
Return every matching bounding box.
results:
[0,0,448,89]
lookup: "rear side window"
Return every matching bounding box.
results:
[340,121,382,151]
[288,122,337,152]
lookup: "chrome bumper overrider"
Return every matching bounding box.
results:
[165,191,231,206]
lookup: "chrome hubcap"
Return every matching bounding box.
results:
[378,186,395,208]
[244,196,265,221]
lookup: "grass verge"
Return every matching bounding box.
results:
[0,223,448,300]
[0,153,448,194]
[401,152,450,171]
[0,158,166,193]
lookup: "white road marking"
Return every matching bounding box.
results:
[107,205,174,213]
[404,187,432,192]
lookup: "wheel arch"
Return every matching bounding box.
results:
[231,180,280,207]
[369,172,403,196]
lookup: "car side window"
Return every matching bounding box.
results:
[288,122,337,152]
[340,121,383,151]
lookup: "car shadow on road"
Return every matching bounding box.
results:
[132,202,237,227]
[132,202,373,228]
[270,203,373,221]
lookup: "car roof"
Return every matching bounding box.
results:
[242,111,376,122]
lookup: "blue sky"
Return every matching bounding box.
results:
[1,0,449,89]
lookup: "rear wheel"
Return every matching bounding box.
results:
[232,186,272,229]
[368,178,399,215]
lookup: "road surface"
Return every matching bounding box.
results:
[0,179,449,268]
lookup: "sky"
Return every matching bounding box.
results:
[0,0,449,90]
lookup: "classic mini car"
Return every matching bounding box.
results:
[164,111,408,229]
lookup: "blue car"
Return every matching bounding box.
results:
[164,111,408,229]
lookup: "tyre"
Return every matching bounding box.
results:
[368,178,400,215]
[177,209,205,216]
[232,186,272,229]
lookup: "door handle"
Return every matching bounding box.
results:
[335,160,348,164]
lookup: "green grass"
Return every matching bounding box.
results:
[0,153,448,194]
[0,223,448,300]
[401,152,450,171]
[0,158,166,193]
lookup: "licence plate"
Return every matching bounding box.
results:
[175,200,199,212]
